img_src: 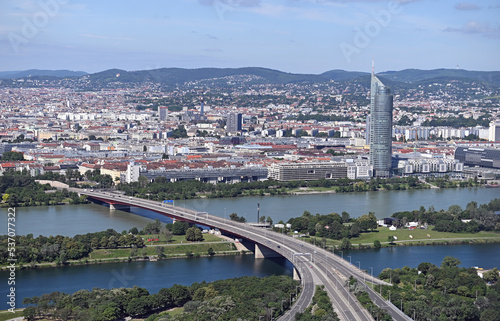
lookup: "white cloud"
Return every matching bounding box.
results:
[454,2,481,10]
[444,21,500,37]
[81,34,134,41]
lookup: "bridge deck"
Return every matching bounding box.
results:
[76,189,410,321]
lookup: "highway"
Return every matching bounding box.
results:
[75,189,411,321]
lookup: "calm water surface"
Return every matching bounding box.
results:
[182,187,498,222]
[340,243,500,276]
[1,255,293,309]
[9,187,499,236]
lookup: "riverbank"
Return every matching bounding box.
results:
[0,249,248,272]
[0,234,241,271]
[0,310,24,321]
[303,227,500,250]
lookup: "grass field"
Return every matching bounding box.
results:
[303,226,500,248]
[0,310,24,321]
[141,233,222,245]
[90,242,236,259]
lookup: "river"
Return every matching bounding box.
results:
[1,256,293,309]
[11,187,500,236]
[180,187,499,223]
[2,187,499,310]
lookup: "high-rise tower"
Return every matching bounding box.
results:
[227,112,242,133]
[158,106,168,121]
[369,71,393,177]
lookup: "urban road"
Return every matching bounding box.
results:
[75,189,412,321]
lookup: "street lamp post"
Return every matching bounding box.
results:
[357,261,361,270]
[347,256,351,265]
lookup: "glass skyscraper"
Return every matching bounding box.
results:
[369,73,393,177]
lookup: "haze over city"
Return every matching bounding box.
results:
[1,0,500,73]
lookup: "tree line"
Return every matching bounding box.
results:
[23,275,300,321]
[0,229,144,266]
[116,176,430,201]
[286,210,377,241]
[0,173,88,207]
[391,199,500,233]
[378,256,499,321]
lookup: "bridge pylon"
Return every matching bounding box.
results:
[254,243,281,259]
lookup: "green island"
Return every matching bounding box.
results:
[0,220,238,270]
[280,199,500,250]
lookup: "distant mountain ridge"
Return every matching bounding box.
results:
[0,69,88,79]
[88,67,323,85]
[1,67,499,86]
[88,67,500,86]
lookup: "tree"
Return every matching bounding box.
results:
[417,262,434,274]
[373,240,381,248]
[483,268,499,283]
[143,219,162,234]
[185,227,203,242]
[341,211,350,223]
[339,238,351,250]
[164,229,173,243]
[171,221,189,235]
[155,246,165,258]
[126,297,151,316]
[229,213,246,223]
[1,151,25,161]
[23,306,37,321]
[441,256,461,268]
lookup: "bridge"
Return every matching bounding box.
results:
[74,188,412,321]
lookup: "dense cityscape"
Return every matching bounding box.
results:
[2,0,500,320]
[1,68,499,186]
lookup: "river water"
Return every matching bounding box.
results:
[10,187,500,236]
[2,187,499,310]
[1,255,292,309]
[180,187,499,223]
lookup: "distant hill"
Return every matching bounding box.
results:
[2,67,499,88]
[88,67,325,85]
[320,69,369,81]
[377,69,500,85]
[0,69,88,79]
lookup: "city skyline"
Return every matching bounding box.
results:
[1,0,500,74]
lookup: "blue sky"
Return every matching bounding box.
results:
[0,0,499,73]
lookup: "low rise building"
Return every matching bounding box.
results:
[268,161,347,181]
